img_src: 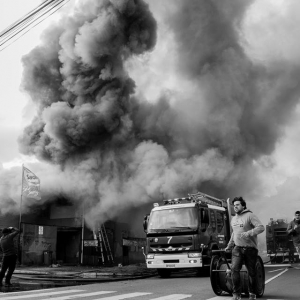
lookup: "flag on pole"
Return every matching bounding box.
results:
[22,166,41,200]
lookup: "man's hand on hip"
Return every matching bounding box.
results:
[240,232,250,238]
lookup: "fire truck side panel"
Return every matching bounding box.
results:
[206,205,229,249]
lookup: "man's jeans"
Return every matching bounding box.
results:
[0,254,17,284]
[231,246,258,295]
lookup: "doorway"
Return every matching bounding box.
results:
[56,228,81,264]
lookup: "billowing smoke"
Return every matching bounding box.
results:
[1,0,297,232]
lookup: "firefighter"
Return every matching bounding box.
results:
[287,211,300,261]
[225,197,265,300]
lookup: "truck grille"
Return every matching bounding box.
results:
[150,246,191,252]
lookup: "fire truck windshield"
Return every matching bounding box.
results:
[148,207,198,230]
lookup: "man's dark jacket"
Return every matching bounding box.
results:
[287,219,300,245]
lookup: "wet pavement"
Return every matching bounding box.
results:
[3,253,299,293]
[3,263,157,293]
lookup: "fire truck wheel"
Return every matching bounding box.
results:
[157,269,171,278]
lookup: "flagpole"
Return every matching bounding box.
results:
[18,164,24,265]
[19,164,24,230]
[81,202,85,265]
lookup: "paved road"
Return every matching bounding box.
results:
[0,266,298,299]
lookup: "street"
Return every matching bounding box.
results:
[0,266,299,300]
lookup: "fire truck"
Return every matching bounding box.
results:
[266,218,299,263]
[142,191,234,277]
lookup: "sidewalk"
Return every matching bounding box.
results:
[6,263,157,292]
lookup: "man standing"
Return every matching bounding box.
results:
[0,227,20,287]
[287,211,300,261]
[225,197,265,300]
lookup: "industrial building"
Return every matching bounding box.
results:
[0,198,147,266]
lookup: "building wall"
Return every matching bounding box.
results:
[113,204,150,265]
[123,237,146,264]
[0,202,148,266]
[21,223,57,265]
[81,220,146,266]
[83,221,119,266]
[113,221,129,265]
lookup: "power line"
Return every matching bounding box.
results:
[0,0,56,38]
[1,0,66,48]
[0,0,72,52]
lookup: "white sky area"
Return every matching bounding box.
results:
[1,0,300,230]
[0,0,66,168]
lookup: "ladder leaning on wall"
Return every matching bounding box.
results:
[93,230,105,264]
[98,224,114,265]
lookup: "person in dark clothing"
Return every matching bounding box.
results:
[0,227,20,286]
[287,211,300,261]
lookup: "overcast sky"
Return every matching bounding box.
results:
[1,0,300,231]
[0,0,68,168]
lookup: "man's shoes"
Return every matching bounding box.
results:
[231,294,241,300]
[249,293,256,300]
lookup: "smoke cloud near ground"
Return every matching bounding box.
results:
[0,0,298,232]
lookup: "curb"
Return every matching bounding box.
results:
[0,273,158,293]
[12,272,157,283]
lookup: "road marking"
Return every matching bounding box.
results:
[94,293,152,300]
[265,268,289,284]
[268,268,285,272]
[206,297,230,300]
[40,291,115,300]
[207,298,285,300]
[0,289,85,299]
[264,264,291,267]
[0,288,55,295]
[150,295,192,299]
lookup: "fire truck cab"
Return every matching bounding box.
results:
[143,192,234,277]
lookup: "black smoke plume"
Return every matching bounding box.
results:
[14,0,300,229]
